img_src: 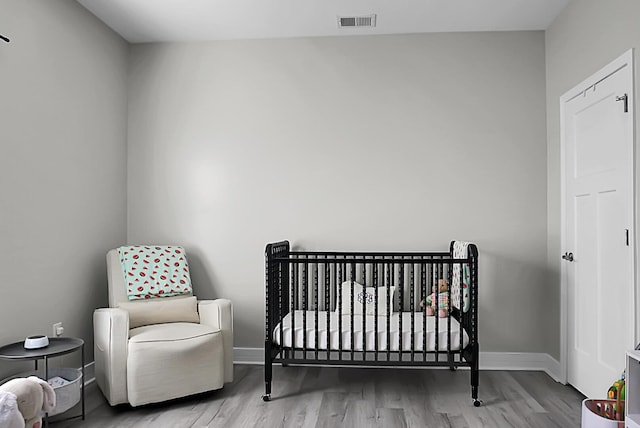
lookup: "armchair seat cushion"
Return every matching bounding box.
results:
[126,322,224,406]
[129,321,218,343]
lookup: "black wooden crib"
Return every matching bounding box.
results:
[263,240,480,406]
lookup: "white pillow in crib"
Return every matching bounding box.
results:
[337,281,395,316]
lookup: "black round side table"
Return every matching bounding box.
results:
[0,337,85,424]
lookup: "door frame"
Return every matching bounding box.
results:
[559,48,636,385]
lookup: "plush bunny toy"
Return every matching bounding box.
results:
[0,377,56,428]
[0,390,24,428]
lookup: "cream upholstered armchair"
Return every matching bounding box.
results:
[93,247,233,407]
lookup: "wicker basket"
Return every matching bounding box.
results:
[581,398,624,428]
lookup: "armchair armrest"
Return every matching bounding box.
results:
[93,308,129,405]
[198,299,233,383]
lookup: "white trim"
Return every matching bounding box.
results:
[559,48,636,388]
[83,361,95,386]
[233,347,561,380]
[559,86,568,385]
[480,352,562,382]
[234,347,264,365]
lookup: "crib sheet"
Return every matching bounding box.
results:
[273,310,469,352]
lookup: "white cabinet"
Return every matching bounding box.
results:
[626,350,640,428]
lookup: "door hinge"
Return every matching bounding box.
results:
[616,93,629,113]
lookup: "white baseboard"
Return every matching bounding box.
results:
[479,352,561,382]
[234,347,264,365]
[233,347,562,380]
[83,361,95,386]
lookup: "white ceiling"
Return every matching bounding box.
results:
[77,0,570,43]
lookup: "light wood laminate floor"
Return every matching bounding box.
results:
[52,365,584,427]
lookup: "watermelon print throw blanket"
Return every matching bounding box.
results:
[118,246,193,300]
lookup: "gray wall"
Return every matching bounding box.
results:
[545,0,640,360]
[127,32,549,352]
[0,0,128,377]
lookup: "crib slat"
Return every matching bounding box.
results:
[325,260,331,361]
[279,260,284,360]
[398,261,403,359]
[459,260,463,361]
[303,261,307,355]
[314,256,319,360]
[350,262,355,361]
[434,259,439,363]
[362,258,366,361]
[338,261,343,360]
[422,262,427,361]
[291,260,297,360]
[374,260,379,359]
[447,262,452,357]
[386,262,391,361]
[410,261,415,363]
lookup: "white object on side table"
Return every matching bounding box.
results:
[23,335,49,350]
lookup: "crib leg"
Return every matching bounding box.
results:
[472,387,480,406]
[263,382,272,402]
[471,343,482,407]
[263,342,272,402]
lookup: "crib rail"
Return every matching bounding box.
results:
[264,241,480,405]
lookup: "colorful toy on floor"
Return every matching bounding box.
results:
[607,377,625,421]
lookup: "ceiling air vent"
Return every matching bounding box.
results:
[338,14,377,29]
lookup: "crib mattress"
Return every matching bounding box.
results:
[273,310,469,352]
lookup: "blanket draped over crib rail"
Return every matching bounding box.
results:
[263,240,480,406]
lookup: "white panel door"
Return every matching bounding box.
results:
[562,52,634,399]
